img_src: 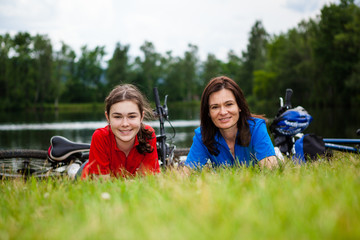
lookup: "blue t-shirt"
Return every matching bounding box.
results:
[185,118,275,168]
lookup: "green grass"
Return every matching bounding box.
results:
[1,153,359,240]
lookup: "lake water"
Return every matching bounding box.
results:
[0,104,358,151]
[0,104,201,150]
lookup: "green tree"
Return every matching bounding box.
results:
[264,20,317,107]
[134,41,161,98]
[32,34,53,106]
[201,53,222,88]
[62,45,106,102]
[182,44,200,100]
[156,51,176,97]
[161,53,187,101]
[107,42,130,90]
[0,33,12,108]
[252,70,278,114]
[157,44,200,101]
[221,50,242,83]
[240,20,269,95]
[8,32,35,108]
[53,42,76,107]
[312,0,360,107]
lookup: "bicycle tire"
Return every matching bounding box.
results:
[0,149,61,179]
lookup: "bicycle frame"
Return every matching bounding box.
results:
[323,138,360,153]
[153,87,175,168]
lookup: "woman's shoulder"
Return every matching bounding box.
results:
[248,117,266,126]
[194,126,202,135]
[247,117,267,133]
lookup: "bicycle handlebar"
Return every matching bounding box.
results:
[275,88,294,117]
[284,88,293,108]
[154,88,162,115]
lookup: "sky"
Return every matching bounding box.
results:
[0,0,338,62]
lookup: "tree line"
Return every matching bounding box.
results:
[0,0,359,113]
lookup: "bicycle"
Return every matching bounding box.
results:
[270,88,359,161]
[0,88,188,179]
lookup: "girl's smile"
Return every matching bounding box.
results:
[106,100,144,152]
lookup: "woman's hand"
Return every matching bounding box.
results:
[258,156,280,169]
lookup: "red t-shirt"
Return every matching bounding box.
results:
[82,125,160,179]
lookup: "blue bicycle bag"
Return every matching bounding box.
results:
[294,134,326,163]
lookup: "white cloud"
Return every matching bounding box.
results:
[0,0,338,61]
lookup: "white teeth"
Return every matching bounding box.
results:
[120,129,132,133]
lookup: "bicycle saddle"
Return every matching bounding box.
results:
[49,136,90,161]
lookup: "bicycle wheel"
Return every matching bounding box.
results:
[0,149,59,179]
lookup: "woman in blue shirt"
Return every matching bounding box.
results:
[185,76,278,169]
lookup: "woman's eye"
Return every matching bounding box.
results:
[210,106,218,110]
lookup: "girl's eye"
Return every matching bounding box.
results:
[210,106,218,110]
[129,115,137,119]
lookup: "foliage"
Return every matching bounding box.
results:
[0,0,359,112]
[0,153,359,239]
[240,20,269,95]
[52,42,76,108]
[106,42,130,90]
[252,70,278,113]
[201,53,223,89]
[312,0,360,107]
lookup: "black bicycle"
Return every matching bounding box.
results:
[270,88,359,161]
[0,88,189,179]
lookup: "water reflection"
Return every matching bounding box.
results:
[0,104,200,150]
[0,120,200,150]
[0,105,358,150]
[0,120,200,131]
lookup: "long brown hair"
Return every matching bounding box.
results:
[200,76,262,155]
[105,84,154,154]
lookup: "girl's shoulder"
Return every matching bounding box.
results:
[144,124,155,132]
[93,125,111,138]
[91,126,112,147]
[143,124,156,140]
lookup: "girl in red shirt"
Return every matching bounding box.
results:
[81,84,160,179]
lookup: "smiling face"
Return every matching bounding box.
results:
[105,100,144,148]
[208,88,241,133]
